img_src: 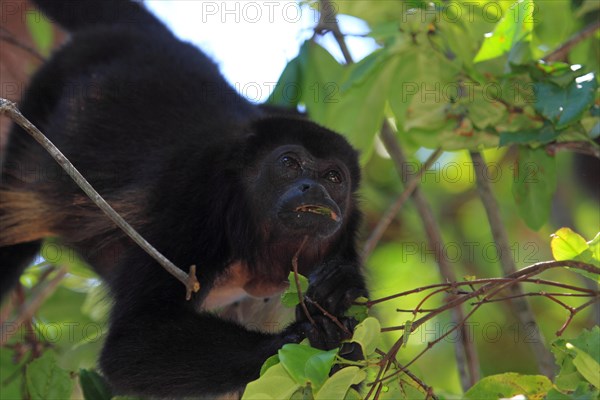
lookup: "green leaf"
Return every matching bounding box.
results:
[567,343,600,389]
[290,386,314,400]
[344,296,369,322]
[279,344,325,385]
[315,367,366,400]
[260,354,281,377]
[281,272,309,308]
[588,232,600,266]
[327,61,397,161]
[342,49,389,91]
[474,0,534,63]
[301,42,345,125]
[350,317,381,357]
[551,228,590,261]
[26,11,54,56]
[79,369,112,400]
[467,89,507,130]
[267,55,302,108]
[534,76,597,129]
[499,124,561,147]
[552,327,600,392]
[26,352,73,400]
[389,45,459,132]
[512,146,557,230]
[334,2,406,25]
[305,349,339,391]
[343,388,362,400]
[550,229,599,281]
[546,383,600,400]
[465,372,552,399]
[242,363,300,400]
[535,61,572,76]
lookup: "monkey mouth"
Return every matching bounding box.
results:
[294,205,340,222]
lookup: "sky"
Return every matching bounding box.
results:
[145,0,375,102]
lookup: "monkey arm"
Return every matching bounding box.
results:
[100,301,302,397]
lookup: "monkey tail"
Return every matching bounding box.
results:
[30,0,167,32]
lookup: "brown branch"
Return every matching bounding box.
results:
[0,98,200,300]
[363,148,442,259]
[556,297,600,336]
[472,291,595,305]
[376,271,567,385]
[546,141,600,159]
[374,264,598,386]
[379,261,599,333]
[314,0,353,64]
[543,20,600,62]
[0,27,45,62]
[470,151,555,377]
[373,350,439,400]
[304,297,349,335]
[369,273,598,307]
[0,267,67,346]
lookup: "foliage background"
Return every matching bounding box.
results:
[0,0,598,399]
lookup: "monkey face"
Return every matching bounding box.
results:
[247,144,352,239]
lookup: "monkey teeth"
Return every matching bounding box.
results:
[294,205,340,222]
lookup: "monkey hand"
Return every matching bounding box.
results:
[303,259,368,318]
[292,259,367,350]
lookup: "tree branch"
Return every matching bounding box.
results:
[373,261,598,386]
[315,0,353,64]
[470,151,555,377]
[363,148,442,259]
[543,20,600,62]
[546,141,600,159]
[0,98,200,300]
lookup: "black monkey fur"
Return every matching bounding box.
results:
[0,0,367,397]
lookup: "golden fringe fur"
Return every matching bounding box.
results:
[0,190,57,246]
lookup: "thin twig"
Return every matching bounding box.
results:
[369,273,598,307]
[305,296,349,334]
[0,98,200,300]
[470,151,555,377]
[379,261,599,333]
[543,20,600,62]
[292,236,315,325]
[0,267,67,346]
[556,297,600,336]
[373,265,598,387]
[363,148,442,258]
[472,291,595,305]
[376,273,545,384]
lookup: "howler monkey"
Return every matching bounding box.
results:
[0,0,367,398]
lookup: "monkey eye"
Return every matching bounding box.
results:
[324,170,342,184]
[281,156,301,170]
